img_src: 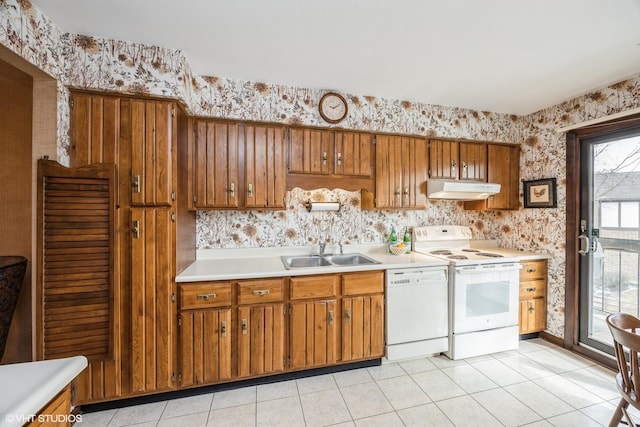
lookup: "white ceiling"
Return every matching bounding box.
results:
[31,0,640,115]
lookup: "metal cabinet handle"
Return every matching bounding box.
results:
[337,153,342,166]
[526,268,536,273]
[526,287,537,293]
[345,308,351,321]
[221,320,227,337]
[196,293,217,301]
[322,151,327,165]
[132,220,140,239]
[241,319,247,335]
[229,182,235,197]
[403,187,409,196]
[133,175,141,193]
[528,303,535,313]
[451,160,457,169]
[395,187,401,196]
[247,183,253,198]
[252,289,270,296]
[462,161,467,169]
[328,310,334,326]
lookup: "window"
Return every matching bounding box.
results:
[600,200,640,230]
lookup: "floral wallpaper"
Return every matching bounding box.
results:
[3,0,640,339]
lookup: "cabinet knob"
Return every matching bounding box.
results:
[322,151,327,165]
[132,175,141,193]
[526,287,537,293]
[328,310,334,326]
[247,183,253,198]
[241,319,247,335]
[229,183,235,197]
[345,308,351,321]
[221,320,227,337]
[132,220,140,239]
[337,153,342,166]
[526,268,536,273]
[451,160,457,169]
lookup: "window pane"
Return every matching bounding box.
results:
[601,202,619,227]
[621,202,639,228]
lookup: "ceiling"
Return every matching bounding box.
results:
[31,0,640,115]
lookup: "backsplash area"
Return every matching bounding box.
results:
[196,187,519,249]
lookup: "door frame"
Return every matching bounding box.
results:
[565,114,640,367]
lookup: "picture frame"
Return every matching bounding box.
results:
[523,178,557,208]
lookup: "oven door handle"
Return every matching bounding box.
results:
[454,263,521,274]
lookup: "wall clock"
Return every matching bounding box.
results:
[318,92,348,124]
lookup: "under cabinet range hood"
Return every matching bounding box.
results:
[426,180,501,200]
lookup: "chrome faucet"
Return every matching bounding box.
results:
[318,242,326,255]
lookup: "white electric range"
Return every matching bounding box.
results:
[412,225,521,360]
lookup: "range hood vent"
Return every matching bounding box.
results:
[427,180,501,200]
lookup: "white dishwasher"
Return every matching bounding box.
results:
[386,266,449,361]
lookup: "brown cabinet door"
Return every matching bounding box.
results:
[290,300,338,370]
[403,137,428,208]
[244,124,286,208]
[519,299,546,334]
[179,309,232,387]
[334,131,372,177]
[193,120,240,208]
[486,144,519,210]
[459,142,487,181]
[429,139,459,180]
[130,207,175,393]
[342,294,384,362]
[237,303,286,378]
[288,128,332,174]
[128,99,175,206]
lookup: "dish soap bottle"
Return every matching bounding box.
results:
[403,227,411,254]
[388,226,397,253]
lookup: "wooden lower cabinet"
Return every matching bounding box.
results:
[518,260,548,334]
[237,303,287,378]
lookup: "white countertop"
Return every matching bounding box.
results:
[0,356,87,426]
[176,243,548,282]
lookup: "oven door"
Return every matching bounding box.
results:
[452,262,521,333]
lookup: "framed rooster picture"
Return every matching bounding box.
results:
[523,178,557,208]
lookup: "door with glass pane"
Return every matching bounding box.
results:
[579,131,640,353]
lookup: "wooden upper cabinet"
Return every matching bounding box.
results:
[334,131,372,177]
[244,124,286,208]
[429,139,486,181]
[192,120,240,209]
[485,144,520,210]
[288,128,373,177]
[288,128,332,175]
[125,99,176,206]
[374,135,428,209]
[70,92,120,167]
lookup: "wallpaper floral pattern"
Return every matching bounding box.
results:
[3,0,640,339]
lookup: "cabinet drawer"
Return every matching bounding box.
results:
[342,271,384,296]
[238,279,284,304]
[520,260,547,281]
[290,275,339,300]
[179,283,232,310]
[519,280,546,300]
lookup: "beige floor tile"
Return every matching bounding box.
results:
[333,367,374,387]
[353,411,403,427]
[257,379,299,402]
[210,386,256,410]
[534,374,605,409]
[256,395,304,427]
[472,387,542,426]
[397,357,438,374]
[428,354,467,369]
[580,401,619,426]
[157,411,209,427]
[376,375,430,410]
[436,395,502,426]
[469,358,528,386]
[366,363,405,381]
[161,393,213,418]
[208,403,255,427]
[397,403,454,426]
[499,353,556,380]
[562,368,619,400]
[340,381,393,419]
[524,349,590,374]
[504,380,574,418]
[300,388,351,427]
[107,401,166,427]
[297,373,338,394]
[79,408,117,427]
[411,369,466,402]
[546,410,604,426]
[441,363,498,393]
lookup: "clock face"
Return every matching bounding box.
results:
[319,93,348,123]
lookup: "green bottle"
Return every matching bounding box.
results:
[403,227,411,254]
[388,226,397,252]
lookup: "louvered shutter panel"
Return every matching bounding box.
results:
[37,159,116,362]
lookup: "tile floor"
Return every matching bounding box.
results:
[76,339,632,427]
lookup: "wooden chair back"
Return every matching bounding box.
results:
[607,313,640,402]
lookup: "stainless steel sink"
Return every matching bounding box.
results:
[322,254,380,266]
[281,253,380,269]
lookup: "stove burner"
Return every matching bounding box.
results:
[430,250,453,256]
[461,248,480,252]
[476,252,504,258]
[448,255,469,260]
